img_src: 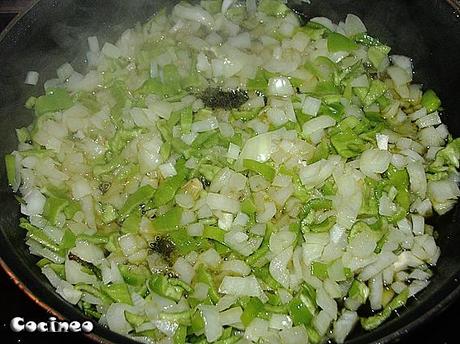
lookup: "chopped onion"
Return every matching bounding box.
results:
[376,133,389,150]
[407,161,427,198]
[344,14,367,36]
[106,303,134,334]
[387,65,412,86]
[415,112,442,128]
[88,36,100,53]
[279,325,308,344]
[207,193,240,213]
[21,189,46,216]
[302,96,321,116]
[269,246,293,289]
[25,71,39,85]
[245,318,269,342]
[221,259,251,276]
[191,116,219,132]
[219,275,265,299]
[390,55,413,76]
[267,77,294,97]
[173,3,215,29]
[238,132,273,164]
[158,162,177,178]
[219,306,243,326]
[269,313,292,330]
[227,143,240,160]
[101,42,121,59]
[302,115,336,137]
[359,149,392,178]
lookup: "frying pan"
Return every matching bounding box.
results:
[0,0,459,343]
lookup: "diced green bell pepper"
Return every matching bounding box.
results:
[421,89,441,113]
[327,32,358,53]
[119,264,149,286]
[180,106,193,134]
[196,264,220,303]
[101,283,132,305]
[119,185,155,220]
[243,159,276,181]
[349,279,369,304]
[148,274,184,301]
[258,0,289,17]
[4,154,17,187]
[311,261,329,279]
[151,207,182,232]
[43,197,68,225]
[153,171,186,207]
[121,211,141,233]
[240,297,264,326]
[368,45,391,69]
[125,311,148,327]
[361,288,409,330]
[34,88,74,116]
[173,325,187,344]
[289,295,314,326]
[353,33,384,47]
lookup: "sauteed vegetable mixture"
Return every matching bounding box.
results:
[5,0,460,343]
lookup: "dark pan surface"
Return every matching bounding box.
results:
[0,1,459,343]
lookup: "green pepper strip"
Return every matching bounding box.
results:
[349,279,369,304]
[173,325,187,344]
[196,264,220,304]
[327,32,358,52]
[240,297,264,326]
[243,159,276,181]
[19,219,60,252]
[125,311,148,328]
[119,185,155,220]
[34,88,74,116]
[361,288,409,330]
[151,207,183,232]
[101,283,132,305]
[4,154,16,187]
[119,264,149,286]
[421,89,441,113]
[148,274,184,301]
[43,197,68,226]
[160,310,192,326]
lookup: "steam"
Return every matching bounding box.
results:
[46,0,168,74]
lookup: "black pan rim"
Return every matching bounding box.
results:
[447,0,460,13]
[0,0,459,343]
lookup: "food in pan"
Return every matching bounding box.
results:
[5,0,460,343]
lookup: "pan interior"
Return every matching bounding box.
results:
[0,1,459,343]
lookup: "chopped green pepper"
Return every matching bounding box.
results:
[4,154,16,187]
[421,89,441,113]
[101,283,132,305]
[119,185,155,220]
[243,159,276,181]
[148,274,184,301]
[34,88,74,116]
[361,288,409,330]
[151,207,183,232]
[43,197,68,225]
[327,32,358,53]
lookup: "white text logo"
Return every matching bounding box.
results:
[10,317,94,333]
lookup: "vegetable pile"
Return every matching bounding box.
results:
[6,0,460,343]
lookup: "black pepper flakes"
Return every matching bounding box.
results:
[200,87,249,110]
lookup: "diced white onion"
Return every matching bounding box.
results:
[25,71,39,85]
[267,77,294,97]
[302,116,336,136]
[302,96,321,116]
